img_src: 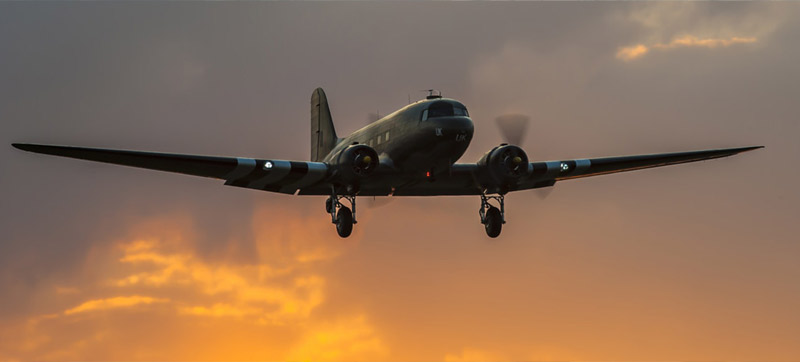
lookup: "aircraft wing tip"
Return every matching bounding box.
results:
[11,143,30,151]
[742,145,765,152]
[11,143,56,154]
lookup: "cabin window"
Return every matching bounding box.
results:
[385,131,390,141]
[377,135,382,145]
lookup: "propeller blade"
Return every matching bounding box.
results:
[495,114,530,146]
[535,187,554,200]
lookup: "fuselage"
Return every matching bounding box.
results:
[323,97,475,184]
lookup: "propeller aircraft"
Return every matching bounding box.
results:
[13,88,762,238]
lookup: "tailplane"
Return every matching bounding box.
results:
[310,87,338,161]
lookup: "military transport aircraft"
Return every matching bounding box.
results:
[13,88,762,238]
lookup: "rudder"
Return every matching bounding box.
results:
[311,87,338,162]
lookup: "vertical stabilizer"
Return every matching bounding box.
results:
[311,88,338,162]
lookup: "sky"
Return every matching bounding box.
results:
[1,2,799,361]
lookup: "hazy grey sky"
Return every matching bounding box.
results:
[1,2,798,361]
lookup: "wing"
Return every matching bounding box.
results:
[389,146,762,196]
[12,143,328,194]
[518,146,763,189]
[13,143,762,196]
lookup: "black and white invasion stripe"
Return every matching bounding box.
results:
[224,158,328,194]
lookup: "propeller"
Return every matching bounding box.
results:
[499,147,527,176]
[354,152,373,169]
[494,113,553,199]
[534,187,554,200]
[352,148,376,175]
[495,114,530,146]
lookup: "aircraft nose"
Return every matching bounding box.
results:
[428,116,474,144]
[432,116,474,134]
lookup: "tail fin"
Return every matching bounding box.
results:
[311,87,338,162]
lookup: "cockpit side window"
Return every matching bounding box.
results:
[454,107,469,116]
[421,109,428,121]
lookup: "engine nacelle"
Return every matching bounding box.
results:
[330,144,379,182]
[477,144,530,185]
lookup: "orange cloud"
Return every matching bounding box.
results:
[655,35,757,49]
[617,35,757,61]
[616,44,649,61]
[250,204,357,265]
[179,303,264,318]
[0,209,380,361]
[286,315,386,362]
[63,296,168,316]
[444,348,503,362]
[113,237,326,324]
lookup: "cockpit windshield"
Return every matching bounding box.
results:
[428,102,453,118]
[421,101,469,121]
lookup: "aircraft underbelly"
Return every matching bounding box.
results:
[394,127,470,171]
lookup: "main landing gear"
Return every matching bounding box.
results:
[327,189,357,238]
[479,193,505,238]
[326,190,507,238]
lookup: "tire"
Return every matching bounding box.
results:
[335,206,353,238]
[484,206,502,238]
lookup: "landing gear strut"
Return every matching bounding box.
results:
[327,187,357,238]
[479,193,505,238]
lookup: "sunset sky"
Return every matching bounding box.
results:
[1,2,799,361]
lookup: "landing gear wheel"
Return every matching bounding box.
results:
[327,188,359,237]
[479,193,505,238]
[484,206,502,238]
[335,206,353,238]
